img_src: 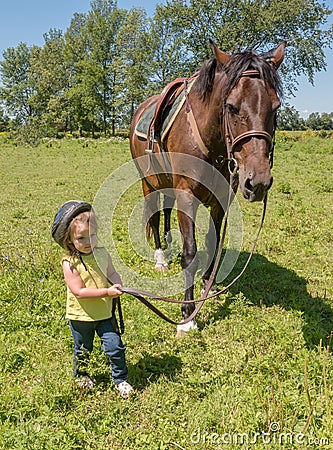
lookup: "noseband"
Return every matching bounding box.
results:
[224,69,276,171]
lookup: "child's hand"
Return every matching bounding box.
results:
[107,284,123,297]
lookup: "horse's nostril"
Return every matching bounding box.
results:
[245,178,254,192]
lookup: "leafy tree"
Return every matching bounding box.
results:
[306,111,333,130]
[163,0,333,97]
[319,112,333,130]
[0,104,9,131]
[28,29,71,135]
[1,0,332,139]
[64,13,90,134]
[79,0,127,136]
[277,105,305,130]
[148,2,191,89]
[114,7,153,126]
[0,43,37,124]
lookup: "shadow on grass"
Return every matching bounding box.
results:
[209,251,333,349]
[129,352,183,389]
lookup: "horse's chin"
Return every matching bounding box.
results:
[241,185,268,202]
[239,176,273,202]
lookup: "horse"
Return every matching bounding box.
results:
[129,40,285,334]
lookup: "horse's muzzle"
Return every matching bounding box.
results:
[243,175,273,202]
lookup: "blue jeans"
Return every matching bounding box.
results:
[69,318,128,385]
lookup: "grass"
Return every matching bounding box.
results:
[0,132,333,449]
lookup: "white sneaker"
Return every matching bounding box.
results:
[116,381,134,398]
[75,376,94,390]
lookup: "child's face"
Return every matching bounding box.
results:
[70,216,97,255]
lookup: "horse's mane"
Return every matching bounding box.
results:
[193,50,283,102]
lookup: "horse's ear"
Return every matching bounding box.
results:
[209,39,230,65]
[265,41,287,69]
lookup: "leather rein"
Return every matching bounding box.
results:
[120,69,276,327]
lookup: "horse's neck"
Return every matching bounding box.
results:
[195,78,226,156]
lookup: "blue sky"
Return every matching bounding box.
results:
[0,0,332,117]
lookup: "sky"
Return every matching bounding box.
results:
[0,0,332,118]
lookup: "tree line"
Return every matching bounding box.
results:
[0,0,332,141]
[278,107,333,131]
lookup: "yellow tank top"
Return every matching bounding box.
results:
[62,247,113,321]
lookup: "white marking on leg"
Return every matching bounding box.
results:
[154,249,168,270]
[176,320,197,337]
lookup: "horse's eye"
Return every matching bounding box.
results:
[227,104,239,115]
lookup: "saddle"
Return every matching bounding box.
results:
[135,73,198,151]
[147,77,187,143]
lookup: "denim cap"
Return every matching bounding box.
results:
[52,200,92,248]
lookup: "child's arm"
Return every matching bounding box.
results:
[62,260,123,299]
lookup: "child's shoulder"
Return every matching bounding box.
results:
[61,253,76,265]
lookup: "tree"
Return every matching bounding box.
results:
[277,105,305,130]
[64,13,90,134]
[1,0,332,138]
[147,2,191,89]
[163,0,333,97]
[79,0,127,136]
[65,1,128,136]
[306,111,333,130]
[0,104,9,131]
[318,112,333,130]
[28,29,71,135]
[0,43,37,124]
[113,7,153,126]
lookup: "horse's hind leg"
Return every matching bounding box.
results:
[163,194,175,246]
[142,181,168,270]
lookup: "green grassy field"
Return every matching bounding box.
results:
[0,132,333,449]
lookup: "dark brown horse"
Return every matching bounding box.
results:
[130,40,285,333]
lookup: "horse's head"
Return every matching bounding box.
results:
[212,40,285,202]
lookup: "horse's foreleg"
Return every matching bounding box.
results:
[175,194,199,336]
[202,203,224,292]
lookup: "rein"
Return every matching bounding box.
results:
[121,188,268,326]
[121,69,274,326]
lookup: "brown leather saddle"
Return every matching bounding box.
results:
[147,77,186,143]
[135,74,198,151]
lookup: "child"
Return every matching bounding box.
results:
[52,200,133,398]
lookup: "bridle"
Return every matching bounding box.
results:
[224,69,276,173]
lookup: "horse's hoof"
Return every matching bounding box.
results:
[155,263,168,271]
[176,329,187,338]
[201,286,219,296]
[154,249,168,271]
[175,320,197,337]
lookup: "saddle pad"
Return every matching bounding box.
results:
[135,88,186,142]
